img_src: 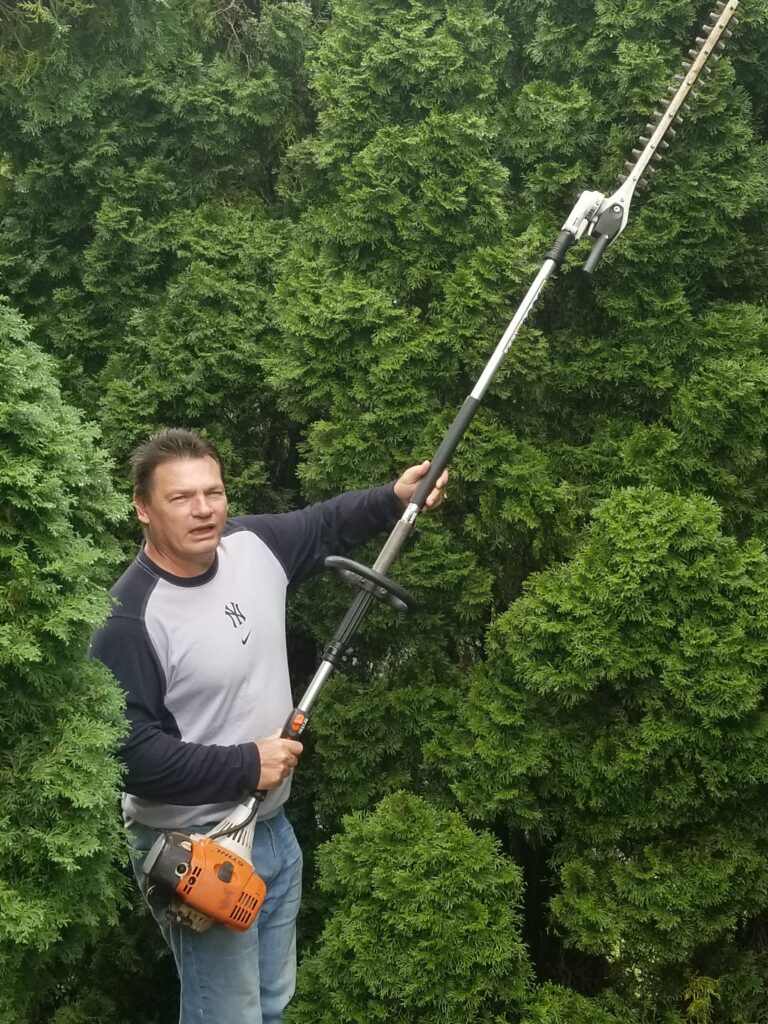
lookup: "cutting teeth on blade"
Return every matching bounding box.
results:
[615,0,738,204]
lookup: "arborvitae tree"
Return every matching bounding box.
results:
[0,298,127,1022]
[264,4,768,1008]
[521,984,644,1024]
[448,486,768,1015]
[285,792,532,1024]
[3,0,768,1018]
[267,0,768,821]
[97,198,294,513]
[0,0,316,509]
[28,904,178,1024]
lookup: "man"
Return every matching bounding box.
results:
[90,427,446,1024]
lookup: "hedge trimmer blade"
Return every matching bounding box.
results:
[618,0,740,194]
[578,0,740,272]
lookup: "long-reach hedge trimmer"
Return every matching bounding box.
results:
[143,1,740,932]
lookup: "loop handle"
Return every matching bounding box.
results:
[324,556,416,614]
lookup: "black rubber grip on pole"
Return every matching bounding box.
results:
[321,589,376,667]
[544,229,577,268]
[411,395,480,509]
[583,233,611,275]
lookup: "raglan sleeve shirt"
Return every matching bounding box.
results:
[90,610,263,805]
[90,482,403,818]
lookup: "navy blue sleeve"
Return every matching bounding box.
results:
[90,613,262,804]
[235,482,403,584]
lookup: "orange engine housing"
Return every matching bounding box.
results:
[177,836,267,931]
[145,830,267,932]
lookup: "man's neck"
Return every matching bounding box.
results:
[142,540,215,579]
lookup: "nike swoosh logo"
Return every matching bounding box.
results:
[241,631,251,646]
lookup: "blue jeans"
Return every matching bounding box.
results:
[126,809,302,1024]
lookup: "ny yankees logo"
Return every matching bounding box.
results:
[224,602,246,628]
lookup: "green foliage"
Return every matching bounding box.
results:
[0,298,128,1022]
[521,984,643,1024]
[450,486,768,998]
[285,792,532,1023]
[267,1,529,882]
[28,900,178,1024]
[271,0,517,450]
[306,652,467,827]
[3,0,768,1018]
[712,950,768,1024]
[97,198,294,513]
[620,304,768,538]
[0,0,317,418]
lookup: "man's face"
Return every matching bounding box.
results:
[134,456,228,574]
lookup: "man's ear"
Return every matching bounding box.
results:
[133,495,150,527]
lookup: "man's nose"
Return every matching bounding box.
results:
[191,494,213,516]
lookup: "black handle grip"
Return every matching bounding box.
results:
[583,233,611,275]
[545,229,577,268]
[250,711,302,804]
[411,395,480,509]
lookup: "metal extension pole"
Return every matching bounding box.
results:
[292,256,563,724]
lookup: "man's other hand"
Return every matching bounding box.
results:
[394,460,448,510]
[255,732,303,789]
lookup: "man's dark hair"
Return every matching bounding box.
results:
[131,428,225,501]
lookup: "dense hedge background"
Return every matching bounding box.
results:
[2,1,768,1020]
